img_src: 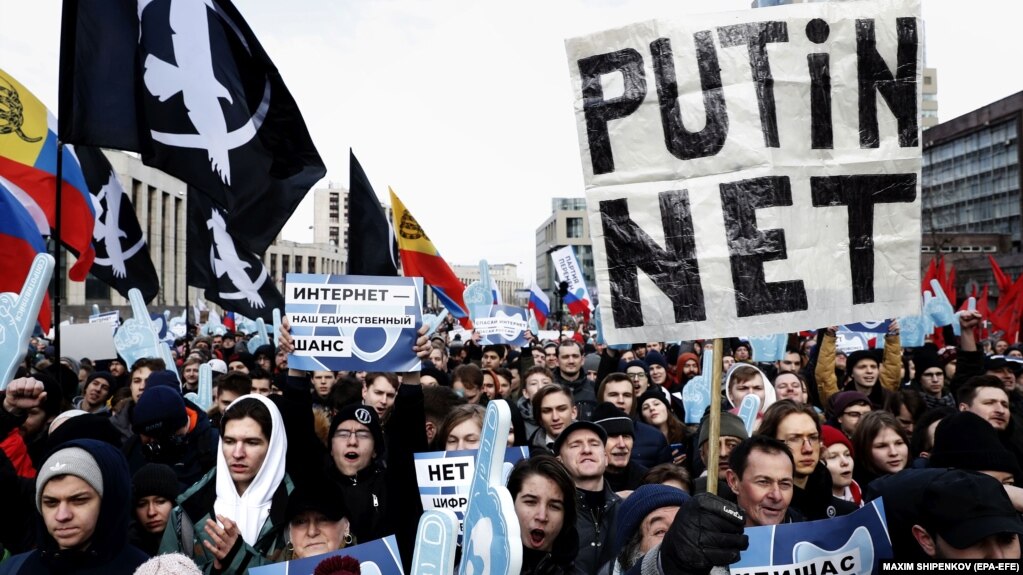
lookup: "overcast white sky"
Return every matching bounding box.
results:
[4,0,1022,282]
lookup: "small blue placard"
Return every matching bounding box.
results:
[843,320,891,333]
[285,274,423,372]
[473,305,529,347]
[730,500,890,575]
[248,535,403,575]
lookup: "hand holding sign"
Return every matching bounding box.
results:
[681,350,716,424]
[412,510,459,575]
[458,400,521,575]
[0,254,54,390]
[463,260,493,324]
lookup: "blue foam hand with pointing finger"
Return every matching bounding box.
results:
[681,349,717,424]
[924,279,956,330]
[0,254,54,390]
[114,289,179,383]
[272,308,282,348]
[197,363,213,411]
[462,260,493,324]
[748,334,786,362]
[898,315,926,348]
[412,510,459,575]
[423,310,449,338]
[737,394,761,436]
[458,400,521,575]
[248,317,269,352]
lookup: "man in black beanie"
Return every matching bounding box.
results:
[929,411,1022,485]
[593,402,647,493]
[123,383,219,490]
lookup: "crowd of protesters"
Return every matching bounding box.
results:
[1,305,1022,575]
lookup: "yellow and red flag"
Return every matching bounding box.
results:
[390,188,472,328]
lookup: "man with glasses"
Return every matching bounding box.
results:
[914,349,955,409]
[625,361,652,397]
[759,401,857,520]
[830,391,872,438]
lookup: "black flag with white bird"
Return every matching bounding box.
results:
[76,146,160,302]
[59,0,326,255]
[186,188,283,322]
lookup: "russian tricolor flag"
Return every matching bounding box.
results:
[0,68,95,281]
[0,181,50,331]
[528,280,550,328]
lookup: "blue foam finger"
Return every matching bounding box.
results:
[749,334,786,362]
[425,309,449,337]
[0,254,55,390]
[899,316,926,348]
[412,510,459,575]
[197,364,213,411]
[115,289,180,384]
[924,279,956,328]
[458,400,521,575]
[738,394,761,436]
[462,260,494,324]
[248,318,269,352]
[272,308,282,348]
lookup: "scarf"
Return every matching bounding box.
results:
[213,394,288,545]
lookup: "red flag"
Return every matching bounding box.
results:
[922,257,938,292]
[945,265,957,305]
[990,255,1012,293]
[991,275,1023,343]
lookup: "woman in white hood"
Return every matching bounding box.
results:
[724,363,777,431]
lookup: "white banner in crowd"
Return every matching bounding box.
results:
[565,0,922,343]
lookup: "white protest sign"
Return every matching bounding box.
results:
[566,0,921,343]
[286,274,423,372]
[88,310,120,327]
[415,446,528,542]
[59,323,118,361]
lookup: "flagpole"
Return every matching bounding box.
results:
[54,141,64,361]
[705,338,725,495]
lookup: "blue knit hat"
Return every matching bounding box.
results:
[133,386,187,436]
[616,484,690,546]
[145,370,181,391]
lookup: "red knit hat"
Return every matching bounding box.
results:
[675,352,700,375]
[821,424,854,457]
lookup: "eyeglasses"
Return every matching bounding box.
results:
[335,429,373,441]
[627,372,647,381]
[783,434,820,449]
